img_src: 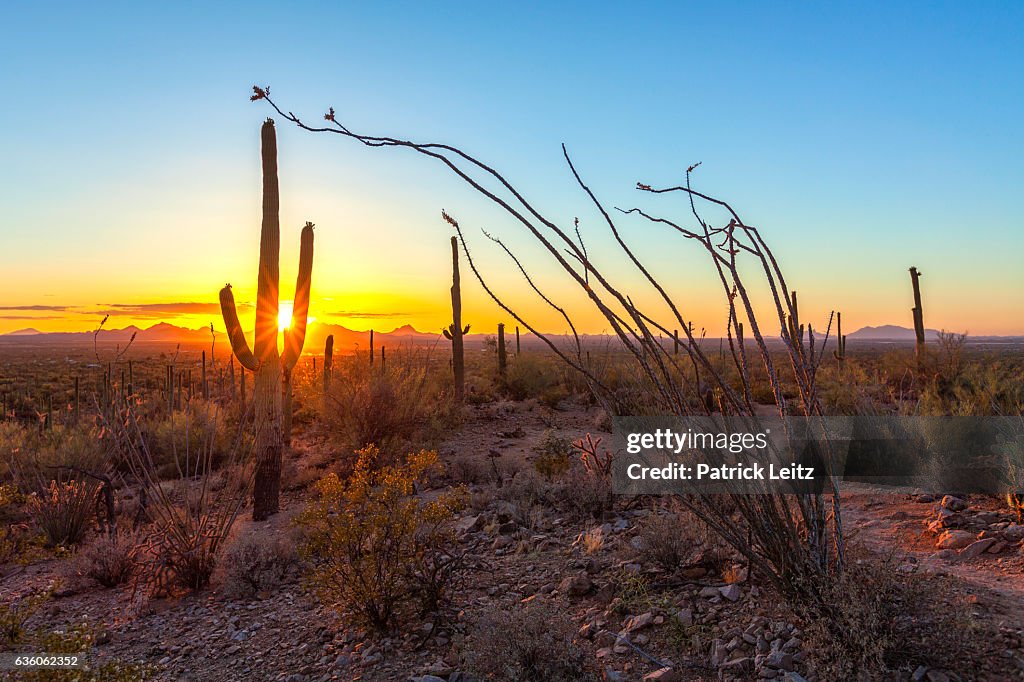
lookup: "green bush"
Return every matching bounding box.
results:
[297,445,466,630]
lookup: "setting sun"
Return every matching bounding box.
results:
[278,300,293,331]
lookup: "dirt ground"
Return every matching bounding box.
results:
[4,399,1024,681]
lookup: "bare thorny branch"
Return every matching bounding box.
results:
[252,85,846,604]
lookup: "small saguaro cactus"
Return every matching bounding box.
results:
[442,235,469,402]
[786,290,806,360]
[516,326,521,355]
[833,312,847,365]
[369,329,375,365]
[219,118,315,521]
[909,266,925,356]
[323,334,334,394]
[497,323,507,375]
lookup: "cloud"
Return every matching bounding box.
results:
[328,310,410,319]
[93,302,253,319]
[0,314,65,320]
[0,305,71,311]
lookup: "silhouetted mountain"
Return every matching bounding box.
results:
[848,325,941,341]
[0,323,210,344]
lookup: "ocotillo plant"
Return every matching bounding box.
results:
[441,234,469,402]
[497,323,507,375]
[909,266,925,356]
[220,118,315,520]
[833,312,847,366]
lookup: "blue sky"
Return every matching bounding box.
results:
[0,1,1021,335]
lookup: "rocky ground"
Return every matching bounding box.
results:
[5,400,1024,681]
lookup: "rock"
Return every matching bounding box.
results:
[642,668,679,682]
[559,574,594,597]
[912,666,928,682]
[604,668,627,682]
[940,495,967,511]
[764,651,794,670]
[498,521,518,535]
[454,515,483,533]
[988,540,1007,554]
[782,673,807,682]
[936,530,975,550]
[699,586,721,599]
[492,535,514,550]
[723,657,753,671]
[1003,523,1024,541]
[959,537,997,558]
[672,608,693,628]
[914,493,936,503]
[412,677,446,682]
[719,584,742,602]
[623,612,654,632]
[926,672,951,682]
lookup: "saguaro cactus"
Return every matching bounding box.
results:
[220,118,314,520]
[833,312,847,366]
[442,235,469,402]
[323,334,334,394]
[909,266,925,356]
[497,323,507,376]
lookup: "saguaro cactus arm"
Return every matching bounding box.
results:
[282,221,315,369]
[219,284,259,371]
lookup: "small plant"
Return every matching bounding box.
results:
[74,530,140,588]
[0,589,49,646]
[298,445,465,631]
[637,512,695,573]
[572,433,613,477]
[462,602,598,681]
[532,430,573,480]
[26,479,97,548]
[222,535,297,598]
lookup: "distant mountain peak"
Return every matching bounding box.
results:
[848,324,940,341]
[4,328,41,336]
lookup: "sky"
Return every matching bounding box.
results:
[1,1,1022,338]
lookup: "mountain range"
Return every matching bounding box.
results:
[2,323,1021,346]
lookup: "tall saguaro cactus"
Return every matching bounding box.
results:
[220,118,314,521]
[442,235,469,402]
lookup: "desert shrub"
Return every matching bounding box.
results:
[462,602,598,681]
[561,467,614,519]
[142,400,234,478]
[532,430,573,480]
[324,353,454,457]
[108,401,255,594]
[222,535,297,598]
[26,479,97,547]
[501,355,568,407]
[561,434,616,519]
[74,530,140,587]
[298,445,466,631]
[803,552,986,678]
[637,512,694,572]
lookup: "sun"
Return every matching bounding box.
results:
[278,301,293,331]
